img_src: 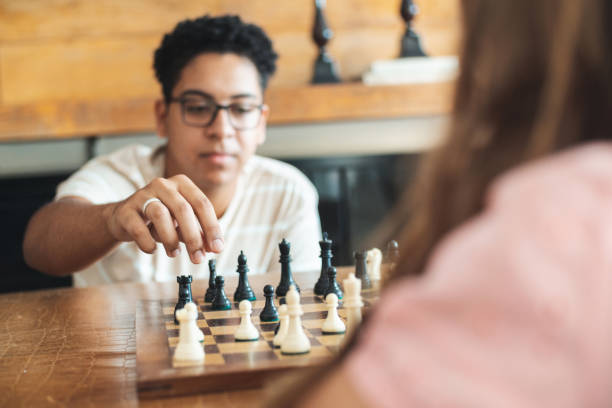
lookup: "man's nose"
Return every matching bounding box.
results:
[206,107,235,138]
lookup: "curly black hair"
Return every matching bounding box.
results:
[153,15,278,103]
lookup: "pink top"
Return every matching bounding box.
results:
[345,143,612,407]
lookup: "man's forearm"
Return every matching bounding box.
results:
[23,198,120,276]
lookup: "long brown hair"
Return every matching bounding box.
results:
[389,0,612,280]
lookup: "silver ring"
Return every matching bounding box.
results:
[142,198,162,215]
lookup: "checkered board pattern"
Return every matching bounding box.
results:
[163,288,379,367]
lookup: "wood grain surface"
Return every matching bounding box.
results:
[0,269,350,407]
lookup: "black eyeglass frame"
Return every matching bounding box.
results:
[169,94,265,130]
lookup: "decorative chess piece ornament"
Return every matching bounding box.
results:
[273,304,289,348]
[399,0,427,57]
[281,285,311,355]
[343,273,364,338]
[212,276,231,310]
[174,274,195,324]
[260,285,279,322]
[324,266,343,300]
[234,300,260,341]
[322,293,345,334]
[276,239,300,297]
[366,248,383,281]
[354,250,372,289]
[314,232,333,295]
[204,259,217,303]
[173,302,204,366]
[311,0,341,83]
[234,251,256,302]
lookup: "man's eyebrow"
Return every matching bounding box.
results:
[230,93,258,99]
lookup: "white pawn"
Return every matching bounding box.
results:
[366,248,382,281]
[173,302,204,366]
[273,304,289,348]
[343,273,364,338]
[321,293,345,334]
[234,300,260,341]
[281,285,311,355]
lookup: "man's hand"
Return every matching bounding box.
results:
[103,174,223,264]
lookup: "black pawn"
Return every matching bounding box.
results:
[324,266,343,300]
[212,276,231,310]
[204,259,217,303]
[276,239,300,297]
[260,285,279,322]
[174,275,195,324]
[314,232,333,296]
[354,250,372,289]
[234,251,256,302]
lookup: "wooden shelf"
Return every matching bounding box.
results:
[0,81,454,142]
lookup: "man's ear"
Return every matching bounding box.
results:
[154,99,169,139]
[257,104,269,146]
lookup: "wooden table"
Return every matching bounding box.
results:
[0,270,337,407]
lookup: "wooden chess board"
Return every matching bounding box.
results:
[136,287,379,398]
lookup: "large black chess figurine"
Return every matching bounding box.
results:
[399,0,427,57]
[354,250,372,289]
[276,238,300,297]
[174,274,195,324]
[260,285,279,322]
[311,0,340,83]
[205,259,217,303]
[212,275,231,310]
[234,251,256,302]
[314,232,333,295]
[325,266,343,300]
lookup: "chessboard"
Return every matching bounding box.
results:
[136,286,380,399]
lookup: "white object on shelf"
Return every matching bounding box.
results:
[362,56,458,85]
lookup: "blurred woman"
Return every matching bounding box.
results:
[274,0,612,406]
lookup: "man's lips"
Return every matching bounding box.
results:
[199,152,236,164]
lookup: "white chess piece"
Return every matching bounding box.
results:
[234,300,260,341]
[321,293,345,334]
[343,273,364,338]
[273,304,289,348]
[173,302,204,365]
[366,248,382,281]
[281,285,311,355]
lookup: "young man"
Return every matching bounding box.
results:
[23,15,322,286]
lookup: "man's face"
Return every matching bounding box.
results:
[156,53,268,191]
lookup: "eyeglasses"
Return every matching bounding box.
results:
[170,95,264,130]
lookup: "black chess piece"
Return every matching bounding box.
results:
[204,259,217,303]
[311,0,340,83]
[276,239,300,297]
[234,251,256,302]
[354,250,372,289]
[385,240,400,264]
[314,232,333,295]
[174,275,195,324]
[324,266,343,300]
[212,276,231,310]
[399,0,427,57]
[259,285,279,322]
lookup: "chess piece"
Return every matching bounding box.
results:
[399,0,427,57]
[366,248,382,281]
[259,285,279,322]
[311,0,340,83]
[354,250,372,289]
[385,240,400,264]
[321,293,345,335]
[314,232,333,296]
[343,273,364,338]
[204,259,217,303]
[174,274,195,324]
[324,266,343,300]
[234,251,256,302]
[234,300,260,341]
[273,304,289,348]
[281,285,311,355]
[212,276,231,310]
[173,302,204,366]
[276,239,300,297]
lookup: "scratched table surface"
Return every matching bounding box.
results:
[0,269,341,407]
